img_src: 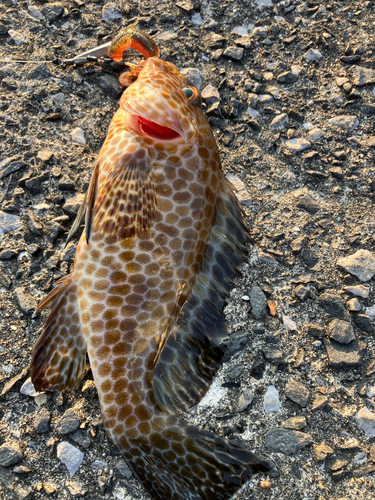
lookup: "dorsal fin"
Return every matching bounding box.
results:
[31,275,86,392]
[91,150,157,241]
[152,179,251,414]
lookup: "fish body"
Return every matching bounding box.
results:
[31,42,273,499]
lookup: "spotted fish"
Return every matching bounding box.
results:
[31,26,273,500]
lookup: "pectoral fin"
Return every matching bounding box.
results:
[31,274,86,392]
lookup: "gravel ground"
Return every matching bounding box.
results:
[1,0,375,499]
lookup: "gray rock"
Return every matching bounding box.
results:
[355,408,375,438]
[301,247,319,268]
[346,298,362,312]
[97,74,123,99]
[114,458,133,479]
[0,249,17,260]
[349,66,375,86]
[353,314,373,333]
[307,324,325,337]
[255,0,273,10]
[41,2,63,21]
[0,160,26,179]
[102,2,122,21]
[285,379,309,407]
[329,115,359,131]
[249,285,267,319]
[270,113,289,129]
[324,338,366,368]
[56,442,84,476]
[70,430,91,449]
[263,385,280,412]
[0,442,23,467]
[282,416,307,430]
[201,85,220,105]
[328,319,355,344]
[204,33,225,48]
[66,481,88,497]
[295,194,320,215]
[223,46,244,61]
[26,63,51,80]
[0,211,21,235]
[264,429,313,455]
[312,395,328,411]
[307,128,324,141]
[45,220,65,243]
[361,104,375,115]
[263,348,284,366]
[318,293,348,320]
[277,71,298,84]
[304,48,323,61]
[180,68,203,90]
[14,287,37,315]
[290,235,306,253]
[237,390,253,411]
[34,408,51,434]
[284,138,311,154]
[337,249,375,282]
[71,127,86,145]
[55,409,80,434]
[63,194,85,218]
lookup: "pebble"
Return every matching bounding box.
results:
[55,409,80,434]
[225,173,252,206]
[285,379,309,407]
[284,138,311,154]
[0,442,23,467]
[313,443,334,462]
[199,381,226,407]
[237,390,253,411]
[41,3,63,22]
[366,386,375,398]
[191,13,203,25]
[328,319,355,344]
[70,430,90,449]
[14,287,38,315]
[114,458,133,479]
[0,211,21,235]
[0,159,26,179]
[324,338,366,369]
[201,85,220,105]
[223,47,244,61]
[260,479,272,489]
[203,33,225,48]
[66,481,88,497]
[318,293,348,320]
[97,74,123,99]
[102,2,122,21]
[263,385,280,412]
[328,115,359,131]
[312,395,328,411]
[20,377,42,397]
[365,305,375,321]
[71,128,86,145]
[180,68,203,90]
[337,249,375,282]
[34,408,51,434]
[353,314,373,333]
[28,5,43,20]
[8,29,24,45]
[355,408,375,438]
[63,194,85,218]
[282,416,307,430]
[349,66,375,86]
[255,0,274,10]
[270,113,289,129]
[249,285,267,319]
[307,128,324,141]
[344,285,370,298]
[282,315,297,331]
[264,429,313,455]
[277,71,298,84]
[304,48,323,61]
[56,442,84,476]
[346,298,361,312]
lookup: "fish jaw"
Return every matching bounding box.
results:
[119,58,198,144]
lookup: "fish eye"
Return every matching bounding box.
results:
[182,86,201,106]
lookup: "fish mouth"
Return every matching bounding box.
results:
[127,114,183,141]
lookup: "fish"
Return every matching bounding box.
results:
[30,25,274,500]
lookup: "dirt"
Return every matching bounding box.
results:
[1,0,375,499]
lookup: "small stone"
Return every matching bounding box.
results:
[237,390,253,411]
[234,36,251,49]
[55,409,80,434]
[329,115,359,131]
[255,0,273,9]
[176,0,194,12]
[295,194,320,215]
[263,348,284,365]
[71,128,86,145]
[285,379,309,407]
[308,324,325,337]
[353,314,373,333]
[282,416,307,430]
[97,74,123,99]
[225,173,252,206]
[180,68,203,90]
[249,285,267,319]
[284,138,311,154]
[63,194,85,218]
[277,71,298,84]
[263,385,280,412]
[8,30,24,45]
[304,48,323,61]
[270,113,289,129]
[14,287,37,315]
[282,315,297,331]
[312,395,328,411]
[201,85,220,105]
[328,319,355,344]
[294,284,309,301]
[20,377,41,397]
[43,483,57,495]
[337,249,375,282]
[0,442,23,467]
[113,458,133,479]
[223,47,244,61]
[366,306,375,321]
[349,66,375,86]
[324,338,366,369]
[307,128,324,141]
[70,430,91,449]
[66,481,88,497]
[34,408,51,434]
[0,211,21,235]
[355,408,375,438]
[318,293,348,320]
[102,2,122,20]
[260,479,272,489]
[313,443,334,461]
[41,3,63,22]
[204,33,225,48]
[264,429,313,455]
[57,442,84,476]
[290,236,306,253]
[346,298,362,312]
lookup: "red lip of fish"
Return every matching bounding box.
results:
[31,25,275,500]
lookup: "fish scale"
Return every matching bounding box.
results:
[31,32,274,500]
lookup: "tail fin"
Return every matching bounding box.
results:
[116,414,273,500]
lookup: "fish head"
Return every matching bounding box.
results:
[120,57,203,143]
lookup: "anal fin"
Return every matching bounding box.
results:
[31,275,86,392]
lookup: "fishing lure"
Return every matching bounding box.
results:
[31,25,274,500]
